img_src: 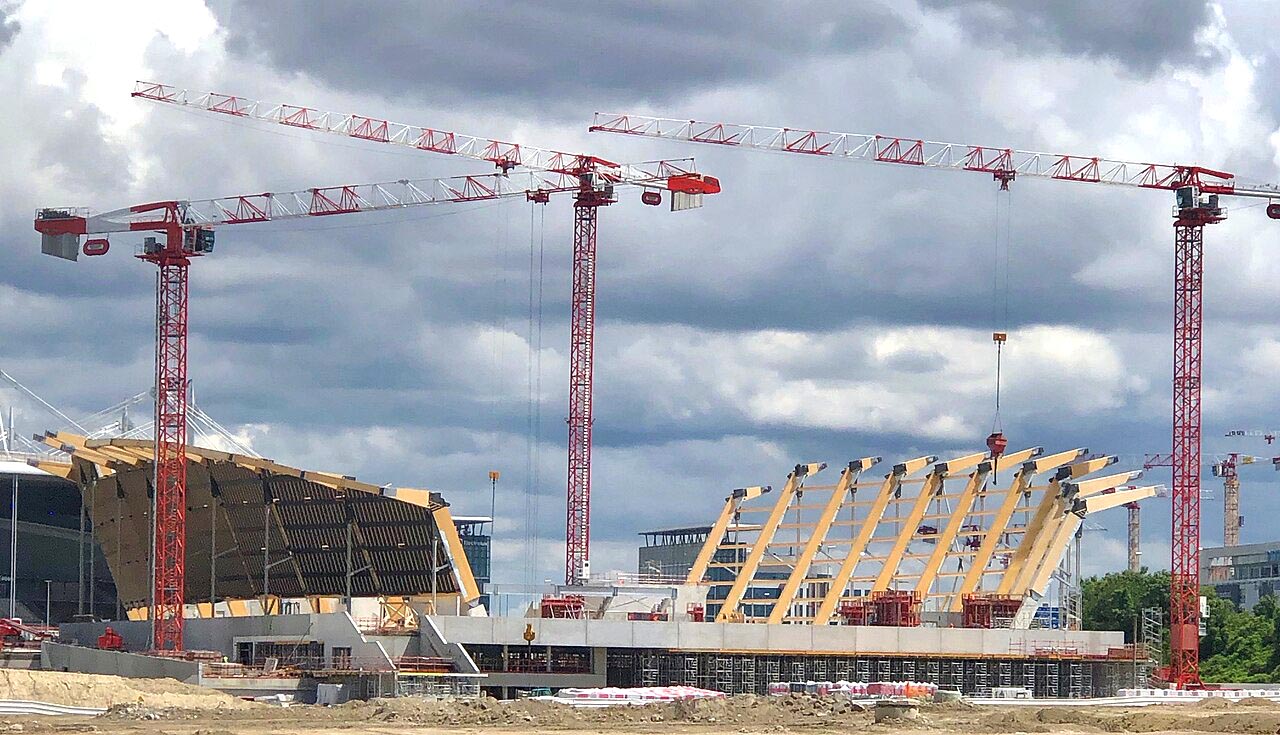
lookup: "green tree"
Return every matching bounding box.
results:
[1080,570,1280,684]
[1080,569,1169,642]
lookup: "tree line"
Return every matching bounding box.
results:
[1081,569,1280,683]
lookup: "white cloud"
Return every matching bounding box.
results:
[3,1,1279,591]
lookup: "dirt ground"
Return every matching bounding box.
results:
[1,671,1279,735]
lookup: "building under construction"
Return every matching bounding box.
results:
[30,434,1156,700]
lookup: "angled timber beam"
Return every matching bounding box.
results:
[39,432,119,469]
[1006,467,1141,595]
[946,448,1086,611]
[873,451,986,591]
[917,447,1041,598]
[715,462,825,622]
[767,456,879,623]
[24,458,74,479]
[431,504,482,605]
[812,454,934,625]
[1023,486,1157,599]
[686,485,770,585]
[997,455,1117,594]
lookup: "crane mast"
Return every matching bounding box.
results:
[133,84,720,587]
[147,233,190,652]
[590,112,1280,689]
[35,156,714,647]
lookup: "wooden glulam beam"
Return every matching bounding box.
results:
[715,462,825,622]
[686,485,770,586]
[811,454,934,625]
[767,457,878,623]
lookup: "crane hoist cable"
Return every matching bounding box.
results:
[524,202,548,588]
[987,184,1013,478]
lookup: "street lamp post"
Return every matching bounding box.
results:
[44,580,51,627]
[8,472,16,620]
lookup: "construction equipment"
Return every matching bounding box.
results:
[34,164,711,653]
[1210,453,1278,547]
[129,83,720,590]
[1143,452,1276,549]
[1226,429,1279,444]
[589,114,1280,688]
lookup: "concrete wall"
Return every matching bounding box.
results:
[59,613,396,670]
[41,642,201,683]
[418,616,480,674]
[429,615,1125,657]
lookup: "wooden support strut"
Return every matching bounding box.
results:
[1005,466,1137,596]
[811,455,934,625]
[767,457,878,623]
[714,463,825,622]
[1021,482,1155,599]
[915,447,1040,598]
[874,452,987,591]
[685,485,770,586]
[946,448,1086,612]
[997,456,1115,595]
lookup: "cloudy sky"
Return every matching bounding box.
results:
[3,0,1280,588]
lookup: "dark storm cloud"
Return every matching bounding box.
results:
[920,0,1219,75]
[0,3,19,53]
[208,0,908,112]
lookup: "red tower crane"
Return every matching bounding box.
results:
[128,84,720,589]
[587,114,1280,687]
[35,161,712,651]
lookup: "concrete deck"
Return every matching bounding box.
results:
[428,615,1125,657]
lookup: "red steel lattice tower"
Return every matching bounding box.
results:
[140,226,191,652]
[566,180,614,585]
[1169,205,1220,688]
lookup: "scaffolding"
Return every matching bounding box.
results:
[539,595,586,619]
[871,590,922,627]
[961,593,1023,628]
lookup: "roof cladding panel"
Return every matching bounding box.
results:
[56,436,470,606]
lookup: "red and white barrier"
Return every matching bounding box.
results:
[552,686,725,707]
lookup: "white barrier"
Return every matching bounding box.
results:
[1119,688,1280,701]
[551,686,725,707]
[0,700,107,716]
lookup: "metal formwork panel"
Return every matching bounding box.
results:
[943,660,963,689]
[975,660,989,695]
[998,661,1013,688]
[640,652,659,686]
[1068,661,1083,698]
[875,659,890,682]
[926,659,941,684]
[856,659,870,683]
[813,657,829,682]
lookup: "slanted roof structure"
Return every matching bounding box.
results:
[30,432,480,617]
[688,447,1156,625]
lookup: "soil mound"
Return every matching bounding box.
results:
[0,670,255,712]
